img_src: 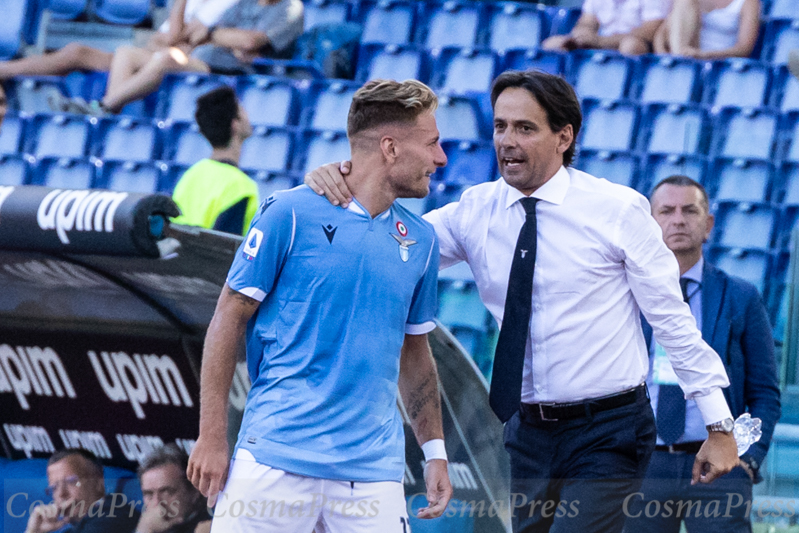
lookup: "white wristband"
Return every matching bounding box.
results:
[421,439,447,462]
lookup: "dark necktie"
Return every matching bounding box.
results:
[656,277,691,445]
[489,197,539,422]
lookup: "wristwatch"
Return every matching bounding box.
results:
[706,417,735,434]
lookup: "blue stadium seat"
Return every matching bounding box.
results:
[246,170,297,199]
[3,459,50,533]
[706,246,771,294]
[703,58,771,109]
[778,205,799,250]
[435,93,488,141]
[711,107,778,160]
[27,113,93,159]
[94,0,151,25]
[157,74,233,122]
[304,0,352,31]
[707,157,773,203]
[93,117,160,162]
[99,160,166,193]
[777,161,799,206]
[162,121,211,166]
[712,201,778,250]
[438,280,490,331]
[0,113,27,155]
[501,49,565,75]
[641,153,707,194]
[163,163,190,192]
[431,48,499,94]
[297,130,351,173]
[761,19,799,64]
[781,110,799,162]
[0,154,34,185]
[356,43,428,83]
[547,6,581,36]
[573,149,639,190]
[639,103,710,155]
[0,0,28,59]
[358,0,416,45]
[768,0,798,19]
[567,51,635,101]
[48,0,88,20]
[579,99,639,151]
[767,251,790,338]
[771,65,799,112]
[8,77,69,114]
[240,126,294,171]
[634,55,702,105]
[421,1,481,50]
[304,80,360,131]
[485,2,549,53]
[35,156,99,189]
[439,140,495,186]
[238,76,299,127]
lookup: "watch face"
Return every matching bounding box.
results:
[722,418,735,433]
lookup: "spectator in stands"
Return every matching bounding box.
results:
[0,0,237,81]
[541,0,671,55]
[53,0,303,115]
[171,86,258,236]
[652,0,760,59]
[136,444,210,533]
[625,176,780,532]
[25,449,140,533]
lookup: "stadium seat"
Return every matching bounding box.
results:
[707,157,773,203]
[778,205,799,250]
[767,252,790,339]
[485,2,549,53]
[501,49,565,75]
[711,107,778,160]
[3,459,50,533]
[94,0,151,25]
[761,19,799,64]
[0,154,34,185]
[703,58,771,110]
[435,93,488,141]
[356,43,428,83]
[431,48,499,94]
[640,154,707,195]
[27,113,93,159]
[303,0,352,31]
[99,160,166,193]
[246,170,297,199]
[421,1,481,50]
[547,6,581,37]
[639,103,710,155]
[579,99,639,151]
[567,51,635,101]
[240,126,294,171]
[93,117,161,162]
[771,65,799,112]
[573,149,639,190]
[438,280,489,331]
[0,113,27,155]
[712,201,778,250]
[706,246,771,294]
[47,0,88,20]
[238,76,300,127]
[163,163,190,192]
[297,130,351,173]
[35,156,99,189]
[0,0,28,59]
[7,77,69,114]
[304,80,360,131]
[439,140,495,186]
[634,55,702,105]
[777,161,799,206]
[768,0,798,19]
[162,121,211,166]
[781,110,799,162]
[157,74,234,122]
[358,0,416,45]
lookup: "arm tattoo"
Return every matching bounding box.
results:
[407,374,440,421]
[226,287,259,308]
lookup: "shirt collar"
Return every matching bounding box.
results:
[502,166,570,210]
[682,256,704,286]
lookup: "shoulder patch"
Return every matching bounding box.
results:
[243,227,264,260]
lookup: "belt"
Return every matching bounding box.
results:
[519,384,647,422]
[654,441,704,454]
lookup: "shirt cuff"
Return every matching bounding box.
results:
[405,321,436,335]
[694,388,733,426]
[234,286,266,302]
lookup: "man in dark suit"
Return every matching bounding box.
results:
[625,175,781,532]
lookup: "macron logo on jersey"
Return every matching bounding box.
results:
[243,228,264,261]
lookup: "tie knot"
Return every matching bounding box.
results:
[519,197,539,216]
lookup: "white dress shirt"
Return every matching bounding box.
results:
[424,166,732,425]
[581,0,672,37]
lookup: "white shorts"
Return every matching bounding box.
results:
[209,449,412,533]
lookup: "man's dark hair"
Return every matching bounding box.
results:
[490,69,582,167]
[347,79,438,138]
[195,86,239,149]
[48,449,104,478]
[137,443,192,488]
[651,175,710,212]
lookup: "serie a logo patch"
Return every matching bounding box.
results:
[243,228,264,260]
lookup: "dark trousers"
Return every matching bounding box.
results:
[623,450,753,533]
[504,396,656,533]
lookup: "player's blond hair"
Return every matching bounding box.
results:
[347,79,438,137]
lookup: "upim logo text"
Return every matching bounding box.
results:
[37,189,128,244]
[0,344,76,410]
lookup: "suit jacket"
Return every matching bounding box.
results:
[642,261,781,472]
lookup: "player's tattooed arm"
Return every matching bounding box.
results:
[225,286,260,308]
[406,374,440,430]
[399,334,444,443]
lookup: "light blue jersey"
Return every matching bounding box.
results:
[226,185,439,483]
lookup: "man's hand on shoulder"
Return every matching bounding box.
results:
[692,431,739,484]
[304,162,353,208]
[187,435,229,508]
[416,459,452,519]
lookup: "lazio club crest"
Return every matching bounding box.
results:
[391,220,417,262]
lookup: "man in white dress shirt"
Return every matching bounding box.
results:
[304,69,739,533]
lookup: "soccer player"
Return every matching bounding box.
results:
[187,79,452,532]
